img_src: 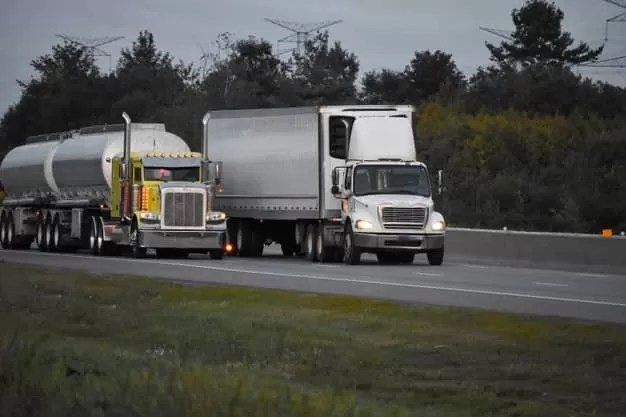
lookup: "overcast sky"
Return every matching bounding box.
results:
[1,0,625,115]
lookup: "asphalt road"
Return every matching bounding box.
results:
[1,246,626,324]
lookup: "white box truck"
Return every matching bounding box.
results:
[204,105,446,265]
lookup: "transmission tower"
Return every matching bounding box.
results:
[602,0,626,42]
[55,34,125,71]
[264,18,343,56]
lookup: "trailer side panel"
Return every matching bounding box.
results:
[209,107,321,220]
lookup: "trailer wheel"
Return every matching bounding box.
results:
[44,215,55,252]
[0,212,7,249]
[343,223,361,265]
[303,224,317,262]
[36,217,47,252]
[51,214,62,252]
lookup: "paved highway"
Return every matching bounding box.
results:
[1,246,626,324]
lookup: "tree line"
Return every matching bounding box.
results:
[1,0,625,233]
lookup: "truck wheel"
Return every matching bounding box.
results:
[36,218,47,252]
[303,224,317,262]
[129,220,147,258]
[0,212,8,249]
[343,223,361,265]
[427,247,444,266]
[315,223,333,263]
[88,216,99,255]
[44,215,55,252]
[51,214,63,252]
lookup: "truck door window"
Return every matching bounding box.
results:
[329,116,355,160]
[345,167,353,189]
[133,167,142,184]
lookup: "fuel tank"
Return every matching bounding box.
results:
[0,123,190,202]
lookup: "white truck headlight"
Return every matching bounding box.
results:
[206,211,226,222]
[355,220,373,230]
[432,220,446,231]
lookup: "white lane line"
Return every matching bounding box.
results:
[414,272,441,277]
[575,272,610,279]
[3,250,626,308]
[313,264,338,268]
[461,264,489,269]
[534,282,568,287]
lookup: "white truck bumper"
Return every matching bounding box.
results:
[353,232,444,252]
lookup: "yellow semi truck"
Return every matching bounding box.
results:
[0,112,229,259]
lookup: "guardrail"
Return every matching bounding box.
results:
[445,227,626,274]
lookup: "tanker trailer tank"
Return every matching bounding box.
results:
[50,123,190,204]
[0,132,69,205]
[1,112,228,261]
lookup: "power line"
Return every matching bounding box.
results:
[54,34,125,71]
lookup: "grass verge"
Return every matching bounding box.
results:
[1,262,625,417]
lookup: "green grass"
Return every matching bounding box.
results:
[1,263,625,417]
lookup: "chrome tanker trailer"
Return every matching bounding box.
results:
[0,112,228,259]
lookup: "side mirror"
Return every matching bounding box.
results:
[331,185,340,195]
[437,169,444,195]
[214,161,223,182]
[332,167,339,186]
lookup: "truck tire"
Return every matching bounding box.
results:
[343,223,361,265]
[427,247,444,266]
[0,212,8,249]
[36,217,47,252]
[236,220,263,257]
[129,219,147,258]
[44,214,55,252]
[303,224,317,262]
[315,223,334,263]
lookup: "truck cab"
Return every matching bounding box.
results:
[108,150,228,258]
[329,109,446,265]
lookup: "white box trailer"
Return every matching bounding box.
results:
[206,105,446,265]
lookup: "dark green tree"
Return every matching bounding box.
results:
[404,50,466,104]
[359,69,409,104]
[290,31,360,105]
[0,41,105,156]
[485,0,604,68]
[111,30,192,121]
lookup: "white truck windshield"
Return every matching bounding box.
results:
[353,165,431,197]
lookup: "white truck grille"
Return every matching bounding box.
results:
[381,207,427,230]
[161,190,205,229]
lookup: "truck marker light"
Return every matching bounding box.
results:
[225,243,233,253]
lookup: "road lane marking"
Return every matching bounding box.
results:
[3,250,626,308]
[534,282,568,287]
[575,272,610,279]
[461,264,489,269]
[414,272,441,277]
